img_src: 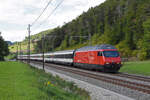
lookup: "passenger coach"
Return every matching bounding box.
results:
[18,44,122,72]
[44,50,74,65]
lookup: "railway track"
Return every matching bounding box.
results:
[29,61,150,94]
[113,73,150,83]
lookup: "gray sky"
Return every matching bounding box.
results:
[0,0,105,42]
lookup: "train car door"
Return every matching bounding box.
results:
[97,51,104,65]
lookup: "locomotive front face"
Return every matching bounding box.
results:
[103,51,121,63]
[103,50,122,72]
[97,50,122,72]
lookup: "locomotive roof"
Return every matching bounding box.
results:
[76,44,116,51]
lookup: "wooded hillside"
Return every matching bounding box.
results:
[35,0,150,60]
[11,0,150,60]
[9,29,51,53]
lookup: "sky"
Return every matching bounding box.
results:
[0,0,105,42]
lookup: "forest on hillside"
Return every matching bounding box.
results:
[33,0,150,60]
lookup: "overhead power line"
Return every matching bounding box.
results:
[39,0,64,26]
[31,0,64,34]
[31,0,53,27]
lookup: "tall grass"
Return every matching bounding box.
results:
[0,62,90,100]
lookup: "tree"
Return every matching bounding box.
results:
[32,0,150,60]
[0,33,9,61]
[138,19,150,60]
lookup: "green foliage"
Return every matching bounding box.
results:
[34,0,150,59]
[0,35,9,61]
[120,60,150,76]
[131,50,138,57]
[0,62,90,100]
[5,53,16,60]
[116,41,131,57]
[137,19,150,60]
[9,29,51,53]
[138,50,147,60]
[9,0,150,60]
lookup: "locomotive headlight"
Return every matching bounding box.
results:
[117,62,120,64]
[106,62,109,64]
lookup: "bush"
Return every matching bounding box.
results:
[116,41,132,57]
[138,50,147,60]
[132,50,138,57]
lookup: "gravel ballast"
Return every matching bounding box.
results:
[28,62,140,100]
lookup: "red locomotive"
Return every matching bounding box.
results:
[73,44,122,72]
[18,44,122,72]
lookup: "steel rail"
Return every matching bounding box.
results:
[115,73,150,82]
[29,61,150,94]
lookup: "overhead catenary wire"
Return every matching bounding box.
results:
[39,0,64,26]
[31,0,53,27]
[27,0,64,69]
[31,0,64,34]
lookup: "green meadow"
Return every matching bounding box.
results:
[0,62,90,100]
[120,60,150,76]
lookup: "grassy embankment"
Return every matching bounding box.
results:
[120,60,150,76]
[0,62,90,100]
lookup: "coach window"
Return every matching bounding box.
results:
[98,52,103,56]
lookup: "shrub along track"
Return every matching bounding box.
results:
[27,61,150,94]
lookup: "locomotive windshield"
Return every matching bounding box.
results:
[103,51,119,57]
